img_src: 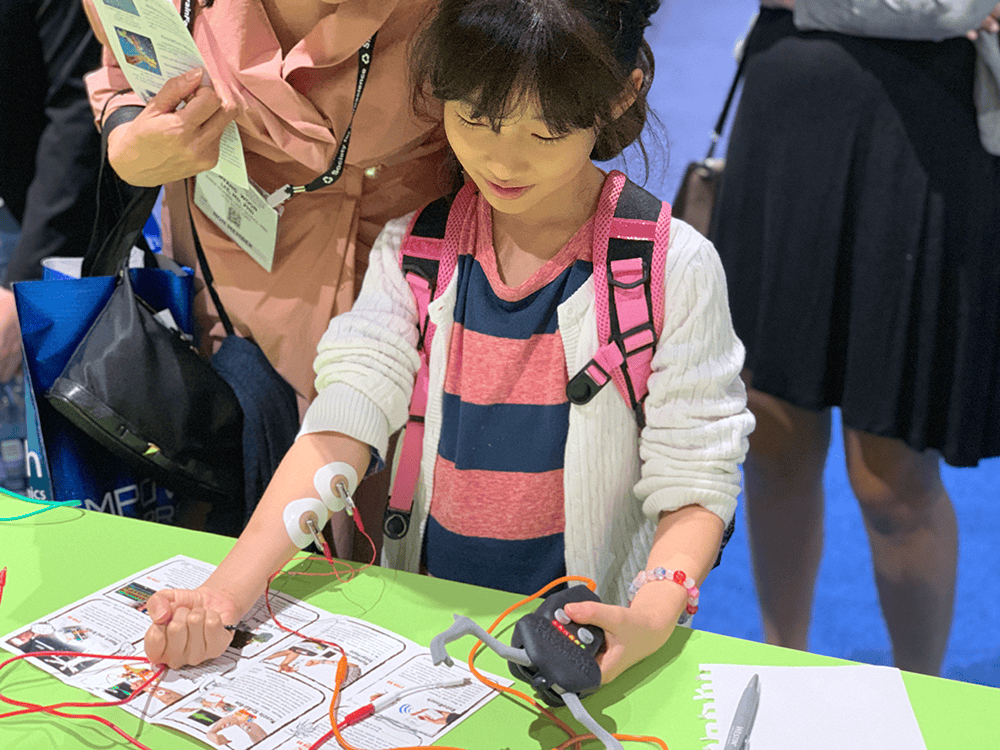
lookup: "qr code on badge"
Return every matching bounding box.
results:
[227,201,242,228]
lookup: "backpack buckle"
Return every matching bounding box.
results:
[566,357,614,405]
[607,256,649,290]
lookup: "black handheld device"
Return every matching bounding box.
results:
[508,585,605,706]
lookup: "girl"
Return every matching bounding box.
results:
[142,0,754,684]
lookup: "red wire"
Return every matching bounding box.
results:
[0,526,670,750]
[0,521,375,750]
[261,520,378,659]
[0,650,165,750]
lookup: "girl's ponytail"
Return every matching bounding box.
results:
[591,37,655,163]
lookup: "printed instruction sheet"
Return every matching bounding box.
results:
[89,0,249,189]
[1,555,510,749]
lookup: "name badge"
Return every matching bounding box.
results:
[193,171,280,272]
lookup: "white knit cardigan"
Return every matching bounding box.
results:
[300,210,755,606]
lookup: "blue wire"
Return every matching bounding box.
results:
[0,484,82,521]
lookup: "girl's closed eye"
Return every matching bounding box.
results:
[456,114,486,129]
[453,103,566,143]
[533,131,567,144]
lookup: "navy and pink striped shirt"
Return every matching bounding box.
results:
[422,197,596,595]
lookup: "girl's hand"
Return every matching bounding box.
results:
[562,599,678,684]
[107,68,237,187]
[143,587,240,669]
[968,3,1000,39]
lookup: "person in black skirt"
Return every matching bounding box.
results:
[710,1,1000,676]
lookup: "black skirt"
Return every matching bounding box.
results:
[710,8,1000,467]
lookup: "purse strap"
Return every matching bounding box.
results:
[705,13,760,160]
[82,95,161,278]
[183,180,236,337]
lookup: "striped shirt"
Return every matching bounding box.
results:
[423,197,595,594]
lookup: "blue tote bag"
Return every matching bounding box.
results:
[14,187,197,524]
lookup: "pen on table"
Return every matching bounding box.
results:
[724,673,760,750]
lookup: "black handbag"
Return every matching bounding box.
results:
[45,184,246,518]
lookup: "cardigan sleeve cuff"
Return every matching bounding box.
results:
[298,382,392,460]
[640,488,738,528]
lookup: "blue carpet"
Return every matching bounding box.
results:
[641,1,1000,686]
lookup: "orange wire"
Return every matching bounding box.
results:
[327,652,468,750]
[552,735,669,750]
[459,575,669,750]
[320,574,669,750]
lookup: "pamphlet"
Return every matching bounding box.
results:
[1,555,510,749]
[89,0,250,190]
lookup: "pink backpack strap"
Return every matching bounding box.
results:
[384,184,476,540]
[566,171,671,428]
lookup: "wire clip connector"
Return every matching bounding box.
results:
[283,497,328,549]
[314,462,358,516]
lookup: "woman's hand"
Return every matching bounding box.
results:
[107,68,237,187]
[563,596,680,684]
[968,2,1000,39]
[143,586,241,669]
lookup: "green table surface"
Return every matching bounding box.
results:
[0,496,997,749]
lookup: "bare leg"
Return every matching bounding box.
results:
[842,427,956,676]
[742,374,831,650]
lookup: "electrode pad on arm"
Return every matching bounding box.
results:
[314,462,358,514]
[283,497,328,548]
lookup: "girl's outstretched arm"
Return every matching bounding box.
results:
[143,431,370,670]
[562,505,723,684]
[144,214,421,670]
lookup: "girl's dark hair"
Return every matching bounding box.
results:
[411,0,661,165]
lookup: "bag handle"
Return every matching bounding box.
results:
[183,180,236,337]
[705,12,760,160]
[82,93,161,277]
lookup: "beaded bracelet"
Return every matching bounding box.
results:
[627,567,700,618]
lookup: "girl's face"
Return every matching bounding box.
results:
[443,99,603,226]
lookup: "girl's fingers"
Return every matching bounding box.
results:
[143,623,168,666]
[184,608,209,666]
[161,606,192,669]
[204,609,234,661]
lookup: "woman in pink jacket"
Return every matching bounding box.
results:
[83,0,451,543]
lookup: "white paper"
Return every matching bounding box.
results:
[89,0,249,189]
[1,555,511,749]
[695,663,928,750]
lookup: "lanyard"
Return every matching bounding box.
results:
[266,33,376,208]
[180,0,376,208]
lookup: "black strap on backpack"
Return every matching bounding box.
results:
[566,179,667,430]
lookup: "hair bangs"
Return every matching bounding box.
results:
[411,0,662,172]
[416,0,624,136]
